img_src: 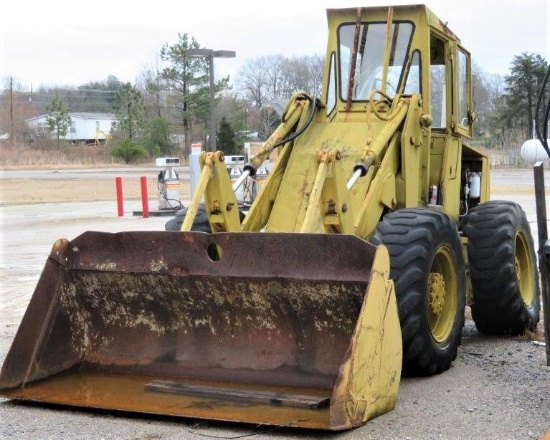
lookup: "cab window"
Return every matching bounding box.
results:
[338,21,414,101]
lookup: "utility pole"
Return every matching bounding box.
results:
[9,77,14,145]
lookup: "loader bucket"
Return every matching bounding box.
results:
[0,231,401,430]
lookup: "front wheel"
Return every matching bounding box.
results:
[462,201,540,335]
[165,204,212,232]
[165,204,246,232]
[371,209,466,376]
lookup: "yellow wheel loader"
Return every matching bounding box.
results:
[0,4,541,431]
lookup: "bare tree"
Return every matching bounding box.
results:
[137,52,168,119]
[485,73,505,113]
[284,55,324,98]
[473,62,505,124]
[235,57,270,107]
[236,54,324,107]
[264,55,288,101]
[0,77,32,145]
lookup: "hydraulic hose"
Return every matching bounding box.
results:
[244,94,320,177]
[269,94,320,151]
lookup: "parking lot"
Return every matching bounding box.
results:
[0,167,549,439]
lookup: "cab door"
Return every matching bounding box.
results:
[453,45,474,139]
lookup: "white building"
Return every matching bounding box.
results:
[27,112,117,144]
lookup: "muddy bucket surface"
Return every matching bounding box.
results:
[0,231,401,430]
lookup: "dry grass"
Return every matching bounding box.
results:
[0,141,540,205]
[0,178,187,205]
[0,141,156,169]
[0,141,190,205]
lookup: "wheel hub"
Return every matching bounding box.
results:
[428,272,446,315]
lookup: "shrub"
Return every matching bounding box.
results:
[111,140,147,164]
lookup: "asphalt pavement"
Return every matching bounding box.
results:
[0,167,548,439]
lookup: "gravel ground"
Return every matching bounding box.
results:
[0,167,549,439]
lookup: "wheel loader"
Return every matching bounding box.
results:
[0,4,541,431]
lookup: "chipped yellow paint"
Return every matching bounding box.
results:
[330,244,401,428]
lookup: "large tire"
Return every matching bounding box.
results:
[462,200,540,335]
[165,204,246,232]
[372,209,466,376]
[165,204,212,232]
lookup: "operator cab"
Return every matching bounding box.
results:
[324,4,473,139]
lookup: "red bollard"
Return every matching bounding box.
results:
[116,177,124,217]
[140,176,149,218]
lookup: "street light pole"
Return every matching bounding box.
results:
[186,49,236,152]
[208,54,216,151]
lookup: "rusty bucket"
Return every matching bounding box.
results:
[0,231,401,430]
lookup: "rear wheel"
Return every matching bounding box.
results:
[372,209,466,376]
[462,201,540,334]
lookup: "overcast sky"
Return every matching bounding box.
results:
[1,0,548,90]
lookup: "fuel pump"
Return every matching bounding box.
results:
[156,157,181,210]
[225,155,246,202]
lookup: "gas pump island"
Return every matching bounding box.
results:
[156,157,182,211]
[134,157,183,216]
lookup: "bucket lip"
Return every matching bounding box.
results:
[61,230,378,283]
[0,372,338,430]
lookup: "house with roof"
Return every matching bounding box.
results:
[27,112,117,145]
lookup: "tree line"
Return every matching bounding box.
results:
[473,52,549,150]
[0,32,548,163]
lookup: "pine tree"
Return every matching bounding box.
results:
[160,33,231,156]
[113,83,144,141]
[504,53,549,139]
[217,117,240,155]
[45,93,72,148]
